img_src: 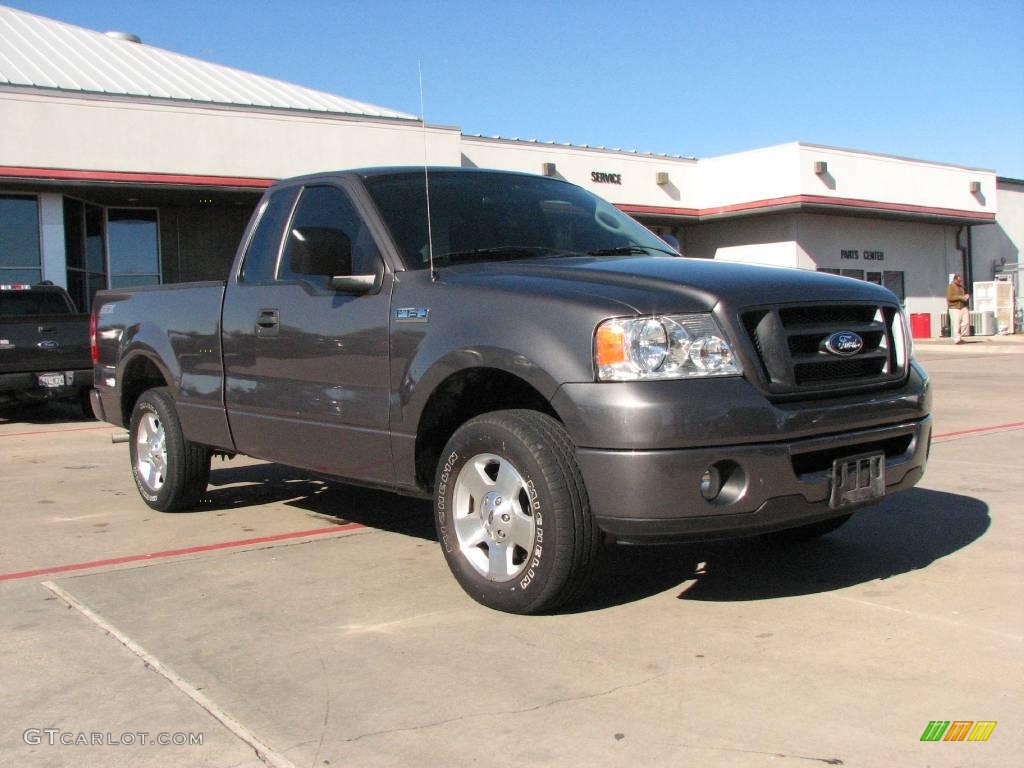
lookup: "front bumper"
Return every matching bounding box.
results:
[578,415,931,543]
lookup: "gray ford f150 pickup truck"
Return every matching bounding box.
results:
[91,167,931,613]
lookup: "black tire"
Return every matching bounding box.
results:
[434,410,600,614]
[79,387,96,420]
[764,513,853,544]
[128,387,211,512]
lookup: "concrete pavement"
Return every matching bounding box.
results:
[1,348,1021,767]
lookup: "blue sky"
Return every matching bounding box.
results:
[9,0,1024,177]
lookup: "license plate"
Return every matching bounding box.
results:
[38,373,65,388]
[830,453,885,509]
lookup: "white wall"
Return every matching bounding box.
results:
[972,180,1024,325]
[696,143,802,210]
[0,92,462,178]
[797,144,995,216]
[461,137,699,209]
[973,181,1023,273]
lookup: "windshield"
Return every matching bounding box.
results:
[363,171,676,270]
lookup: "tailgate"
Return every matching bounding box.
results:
[0,314,92,375]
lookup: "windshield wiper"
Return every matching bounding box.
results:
[439,246,571,263]
[586,245,678,257]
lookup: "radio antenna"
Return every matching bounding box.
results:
[419,62,438,282]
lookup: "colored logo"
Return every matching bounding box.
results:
[824,331,864,357]
[920,721,996,742]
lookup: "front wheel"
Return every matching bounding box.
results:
[434,410,601,614]
[129,388,211,512]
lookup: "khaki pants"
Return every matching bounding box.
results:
[948,307,970,342]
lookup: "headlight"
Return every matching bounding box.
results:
[595,314,742,381]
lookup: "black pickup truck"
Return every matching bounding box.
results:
[91,168,931,613]
[1,283,92,414]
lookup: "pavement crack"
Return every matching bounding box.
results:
[309,646,331,768]
[342,672,666,743]
[682,745,843,764]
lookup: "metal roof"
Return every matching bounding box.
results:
[0,5,416,120]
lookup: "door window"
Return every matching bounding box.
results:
[278,186,380,288]
[239,187,299,283]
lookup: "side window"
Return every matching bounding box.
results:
[278,185,380,288]
[239,187,299,282]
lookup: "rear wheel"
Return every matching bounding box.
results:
[434,410,600,614]
[129,388,210,512]
[79,387,96,419]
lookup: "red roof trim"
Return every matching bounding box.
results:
[0,165,275,188]
[618,195,995,221]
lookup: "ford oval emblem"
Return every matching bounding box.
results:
[825,331,864,357]
[37,340,60,349]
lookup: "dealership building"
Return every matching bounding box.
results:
[2,5,1021,336]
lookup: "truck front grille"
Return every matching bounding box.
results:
[741,303,908,396]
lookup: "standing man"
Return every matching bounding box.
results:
[946,273,971,344]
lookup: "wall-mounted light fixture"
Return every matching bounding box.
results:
[542,162,557,177]
[969,181,982,193]
[814,161,828,175]
[656,171,670,186]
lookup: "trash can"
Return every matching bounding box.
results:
[909,313,931,339]
[940,313,951,337]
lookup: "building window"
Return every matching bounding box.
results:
[108,209,161,288]
[882,271,905,301]
[63,198,164,311]
[0,194,42,284]
[64,198,107,312]
[818,267,906,302]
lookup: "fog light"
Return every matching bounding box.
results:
[700,466,721,500]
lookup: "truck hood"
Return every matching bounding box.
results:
[441,255,899,315]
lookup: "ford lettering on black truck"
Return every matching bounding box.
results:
[90,168,931,613]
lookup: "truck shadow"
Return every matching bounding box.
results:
[0,401,96,424]
[199,465,988,612]
[574,488,989,611]
[202,461,436,540]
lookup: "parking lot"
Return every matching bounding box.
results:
[1,338,1021,768]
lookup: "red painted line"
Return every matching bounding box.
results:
[933,421,1024,441]
[0,165,275,188]
[0,523,365,582]
[0,425,113,438]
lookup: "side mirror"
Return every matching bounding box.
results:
[329,274,378,293]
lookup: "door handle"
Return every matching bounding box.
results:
[255,309,280,337]
[256,310,279,327]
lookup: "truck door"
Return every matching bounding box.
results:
[221,182,393,483]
